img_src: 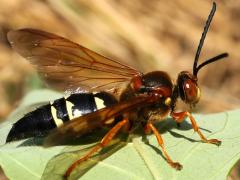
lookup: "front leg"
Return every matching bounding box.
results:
[171,111,221,146]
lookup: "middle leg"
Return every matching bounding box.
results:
[145,122,182,170]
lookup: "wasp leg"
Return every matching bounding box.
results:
[145,123,183,170]
[64,118,129,178]
[171,111,221,146]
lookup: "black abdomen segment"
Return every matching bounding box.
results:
[6,92,118,142]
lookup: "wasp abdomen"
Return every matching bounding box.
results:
[6,92,117,142]
[6,104,56,142]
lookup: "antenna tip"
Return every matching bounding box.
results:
[212,2,217,11]
[222,52,229,58]
[225,52,229,56]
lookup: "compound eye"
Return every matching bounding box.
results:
[183,79,200,103]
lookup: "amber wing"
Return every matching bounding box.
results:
[7,29,140,92]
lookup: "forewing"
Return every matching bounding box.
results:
[44,95,157,146]
[7,29,140,92]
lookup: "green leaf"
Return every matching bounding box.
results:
[0,90,240,180]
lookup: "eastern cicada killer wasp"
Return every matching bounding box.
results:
[6,2,228,178]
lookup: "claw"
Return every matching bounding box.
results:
[207,139,221,146]
[170,162,183,170]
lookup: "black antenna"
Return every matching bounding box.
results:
[195,52,228,75]
[193,2,216,76]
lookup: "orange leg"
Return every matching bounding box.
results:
[171,111,221,146]
[145,123,182,170]
[64,118,129,178]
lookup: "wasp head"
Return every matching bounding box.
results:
[176,2,228,107]
[177,71,200,105]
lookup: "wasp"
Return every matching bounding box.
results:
[6,2,228,178]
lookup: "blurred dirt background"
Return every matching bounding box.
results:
[0,0,239,179]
